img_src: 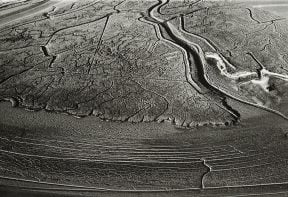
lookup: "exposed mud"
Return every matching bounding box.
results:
[1,0,288,196]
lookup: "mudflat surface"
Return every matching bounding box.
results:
[0,0,288,196]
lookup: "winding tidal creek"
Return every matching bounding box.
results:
[143,0,288,121]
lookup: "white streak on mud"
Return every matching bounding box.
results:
[205,52,257,80]
[147,0,288,120]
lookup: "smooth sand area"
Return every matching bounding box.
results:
[238,0,288,18]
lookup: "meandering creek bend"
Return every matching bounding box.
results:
[144,0,288,121]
